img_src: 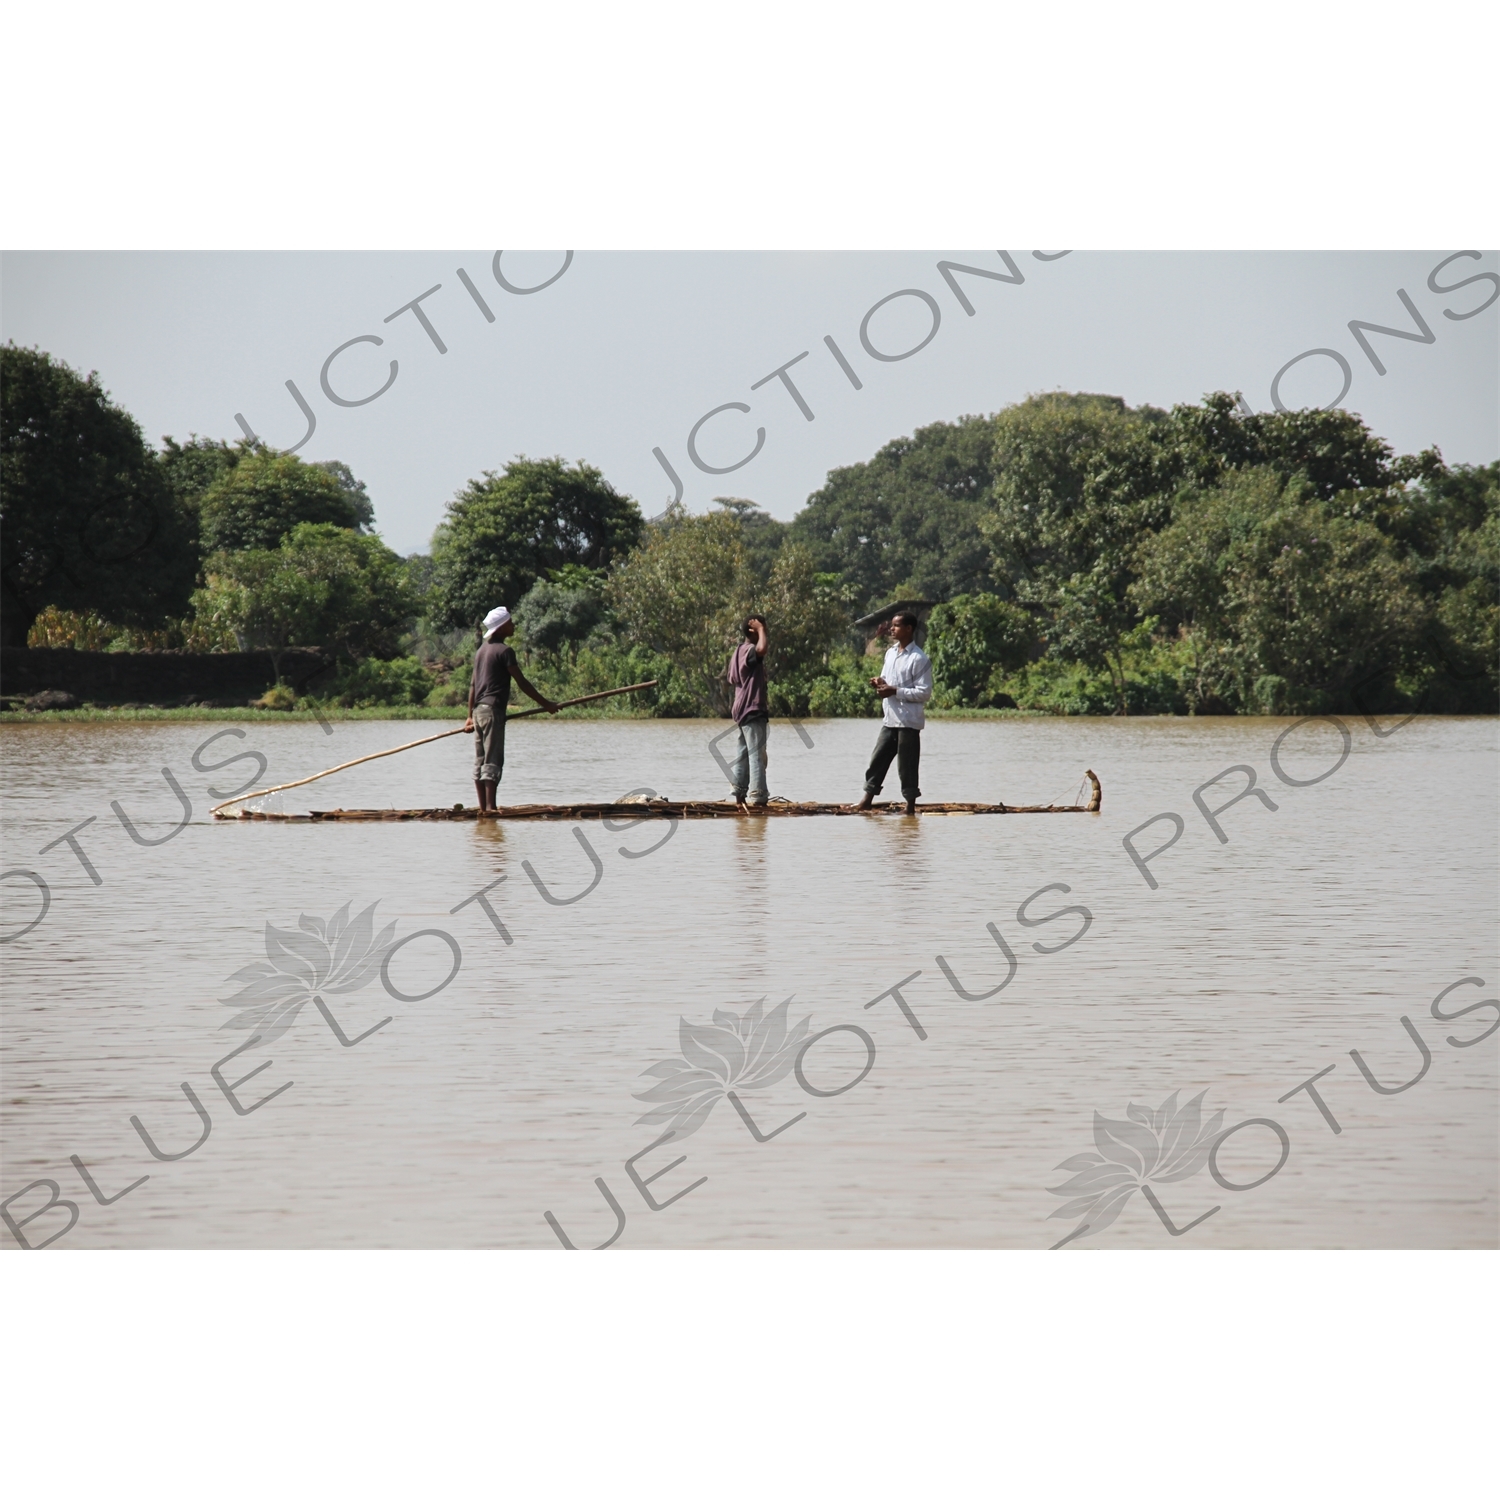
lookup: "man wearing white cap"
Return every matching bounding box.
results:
[463,606,558,812]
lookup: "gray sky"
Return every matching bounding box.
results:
[3,250,1495,558]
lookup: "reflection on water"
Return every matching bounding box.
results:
[1,714,1495,1249]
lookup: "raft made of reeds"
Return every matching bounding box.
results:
[218,772,1103,821]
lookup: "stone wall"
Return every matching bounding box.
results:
[0,648,335,707]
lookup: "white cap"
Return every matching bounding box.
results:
[482,606,511,638]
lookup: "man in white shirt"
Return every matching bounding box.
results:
[854,611,933,815]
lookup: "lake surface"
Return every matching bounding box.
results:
[2,713,1495,1249]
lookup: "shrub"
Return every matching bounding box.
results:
[926,594,1037,706]
[255,684,298,711]
[316,656,437,708]
[26,607,121,650]
[805,650,881,717]
[514,565,610,658]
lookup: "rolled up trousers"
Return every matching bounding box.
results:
[864,725,920,801]
[472,702,506,783]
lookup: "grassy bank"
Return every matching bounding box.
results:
[0,703,661,725]
[5,702,1089,725]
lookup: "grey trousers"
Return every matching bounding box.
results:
[473,702,506,783]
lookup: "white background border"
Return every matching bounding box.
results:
[3,3,1495,1493]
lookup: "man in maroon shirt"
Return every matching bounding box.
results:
[463,606,558,812]
[726,614,770,808]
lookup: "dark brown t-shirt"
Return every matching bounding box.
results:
[471,641,516,710]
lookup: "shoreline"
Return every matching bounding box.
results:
[0,704,1035,724]
[2,705,1486,726]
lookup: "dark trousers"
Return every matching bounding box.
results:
[864,726,921,800]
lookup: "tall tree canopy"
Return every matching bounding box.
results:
[428,457,642,632]
[1163,392,1436,500]
[711,497,788,583]
[158,434,246,508]
[1408,461,1499,705]
[607,505,848,714]
[1131,468,1429,714]
[978,393,1173,711]
[983,393,1171,591]
[198,450,369,554]
[312,459,376,532]
[10,342,1488,720]
[1,344,198,647]
[608,505,754,712]
[789,415,997,611]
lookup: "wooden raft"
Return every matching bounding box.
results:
[218,772,1102,821]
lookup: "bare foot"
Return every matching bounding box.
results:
[904,799,918,816]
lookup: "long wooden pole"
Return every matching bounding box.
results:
[502,680,657,721]
[210,680,658,816]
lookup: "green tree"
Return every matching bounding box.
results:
[758,544,850,676]
[790,415,998,611]
[711,497,788,582]
[1044,568,1148,715]
[806,651,882,717]
[982,393,1173,712]
[158,434,247,509]
[514,565,611,659]
[318,655,437,708]
[609,505,755,713]
[926,594,1037,706]
[198,450,368,554]
[1131,468,1428,713]
[757,544,854,714]
[198,522,416,679]
[312,459,376,532]
[983,392,1170,591]
[1,344,199,648]
[429,457,642,632]
[404,551,437,604]
[1409,461,1499,710]
[609,511,850,716]
[398,551,474,666]
[1163,391,1435,501]
[197,551,324,680]
[1224,454,1496,712]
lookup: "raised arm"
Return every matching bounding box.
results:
[509,657,559,713]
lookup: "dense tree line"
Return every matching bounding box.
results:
[3,346,414,704]
[5,339,1493,716]
[2,347,197,649]
[792,392,1495,716]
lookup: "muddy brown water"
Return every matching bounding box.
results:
[1,714,1495,1248]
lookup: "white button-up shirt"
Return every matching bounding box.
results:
[879,641,934,729]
